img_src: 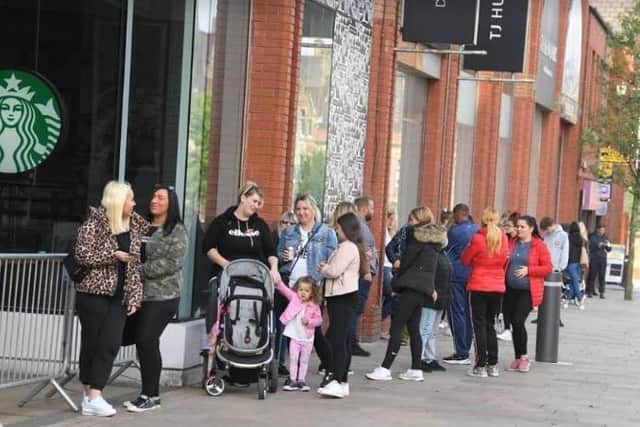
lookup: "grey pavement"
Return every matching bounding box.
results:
[2,284,639,427]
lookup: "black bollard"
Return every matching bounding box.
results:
[535,272,563,363]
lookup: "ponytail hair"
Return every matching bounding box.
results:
[481,208,502,256]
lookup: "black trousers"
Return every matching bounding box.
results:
[502,288,532,359]
[133,298,179,397]
[382,289,428,371]
[326,291,357,383]
[76,292,127,391]
[587,259,607,295]
[469,292,501,367]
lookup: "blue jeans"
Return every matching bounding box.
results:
[448,281,472,358]
[419,307,441,361]
[382,267,393,320]
[566,263,583,300]
[350,277,372,344]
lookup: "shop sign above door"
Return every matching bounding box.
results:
[402,0,480,45]
[0,69,64,174]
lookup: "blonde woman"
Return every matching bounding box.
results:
[330,201,357,228]
[461,208,509,378]
[74,181,147,416]
[385,206,435,269]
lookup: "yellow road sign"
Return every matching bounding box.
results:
[600,147,627,164]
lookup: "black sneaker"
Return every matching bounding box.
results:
[442,354,471,365]
[600,294,605,299]
[351,345,371,357]
[127,395,159,413]
[426,360,447,372]
[123,395,160,408]
[319,372,334,388]
[420,360,433,373]
[278,363,290,377]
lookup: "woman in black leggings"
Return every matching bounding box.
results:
[366,222,448,382]
[125,185,188,412]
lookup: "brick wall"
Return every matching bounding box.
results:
[243,0,303,223]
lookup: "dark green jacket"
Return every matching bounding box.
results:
[142,223,188,301]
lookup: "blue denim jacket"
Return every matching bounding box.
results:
[277,222,338,283]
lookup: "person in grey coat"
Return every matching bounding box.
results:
[126,185,188,413]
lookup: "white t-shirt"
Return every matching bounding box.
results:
[283,306,312,342]
[288,228,309,286]
[383,229,392,268]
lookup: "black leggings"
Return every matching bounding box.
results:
[76,292,127,391]
[502,288,532,359]
[134,298,179,397]
[382,289,428,370]
[469,292,501,367]
[326,292,357,383]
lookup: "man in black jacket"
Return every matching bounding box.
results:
[586,225,612,298]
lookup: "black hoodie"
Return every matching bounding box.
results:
[203,206,275,276]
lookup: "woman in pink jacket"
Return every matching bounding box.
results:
[317,212,368,399]
[275,277,322,392]
[461,208,509,378]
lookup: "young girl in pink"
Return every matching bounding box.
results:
[276,276,322,391]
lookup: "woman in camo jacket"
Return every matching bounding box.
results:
[125,185,188,413]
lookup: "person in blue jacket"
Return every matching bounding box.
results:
[442,203,479,365]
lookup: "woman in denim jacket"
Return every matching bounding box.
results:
[276,193,337,379]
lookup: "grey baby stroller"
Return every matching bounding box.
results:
[203,259,278,399]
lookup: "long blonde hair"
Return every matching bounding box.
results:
[101,181,132,235]
[331,201,357,228]
[481,208,502,256]
[410,206,434,224]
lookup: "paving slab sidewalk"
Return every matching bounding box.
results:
[2,284,639,427]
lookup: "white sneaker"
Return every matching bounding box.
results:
[82,396,116,417]
[342,382,350,396]
[365,366,392,381]
[497,329,512,342]
[317,380,345,398]
[398,369,424,382]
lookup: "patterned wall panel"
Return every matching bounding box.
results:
[313,0,374,217]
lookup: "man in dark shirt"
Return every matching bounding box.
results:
[586,224,612,298]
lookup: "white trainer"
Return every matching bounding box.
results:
[82,396,116,417]
[365,366,392,381]
[317,380,345,398]
[342,382,350,397]
[398,369,424,382]
[497,329,512,342]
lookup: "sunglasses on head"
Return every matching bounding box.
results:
[154,184,175,192]
[280,220,295,225]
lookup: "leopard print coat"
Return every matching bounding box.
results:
[74,207,149,307]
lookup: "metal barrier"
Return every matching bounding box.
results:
[0,254,138,411]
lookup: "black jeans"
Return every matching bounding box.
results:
[382,289,428,370]
[134,298,179,397]
[469,292,501,367]
[76,292,127,391]
[587,258,607,295]
[502,288,532,359]
[326,291,357,383]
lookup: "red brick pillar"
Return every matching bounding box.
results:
[244,0,304,223]
[359,0,399,342]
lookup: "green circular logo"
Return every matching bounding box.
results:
[0,69,63,174]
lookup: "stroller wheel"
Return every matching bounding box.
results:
[258,375,267,400]
[205,377,225,397]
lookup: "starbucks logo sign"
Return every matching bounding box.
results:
[0,69,63,174]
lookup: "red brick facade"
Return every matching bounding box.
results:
[239,0,625,341]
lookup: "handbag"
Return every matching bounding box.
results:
[63,241,89,283]
[579,245,589,266]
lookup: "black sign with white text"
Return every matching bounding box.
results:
[402,0,480,45]
[464,0,529,72]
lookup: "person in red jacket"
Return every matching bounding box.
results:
[461,208,509,378]
[504,215,553,373]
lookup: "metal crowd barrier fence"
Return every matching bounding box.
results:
[0,254,138,412]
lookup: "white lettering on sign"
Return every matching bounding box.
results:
[489,0,504,40]
[435,0,446,7]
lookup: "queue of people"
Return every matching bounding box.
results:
[71,179,612,415]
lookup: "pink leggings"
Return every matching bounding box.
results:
[288,339,313,382]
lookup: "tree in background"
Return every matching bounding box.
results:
[583,1,640,300]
